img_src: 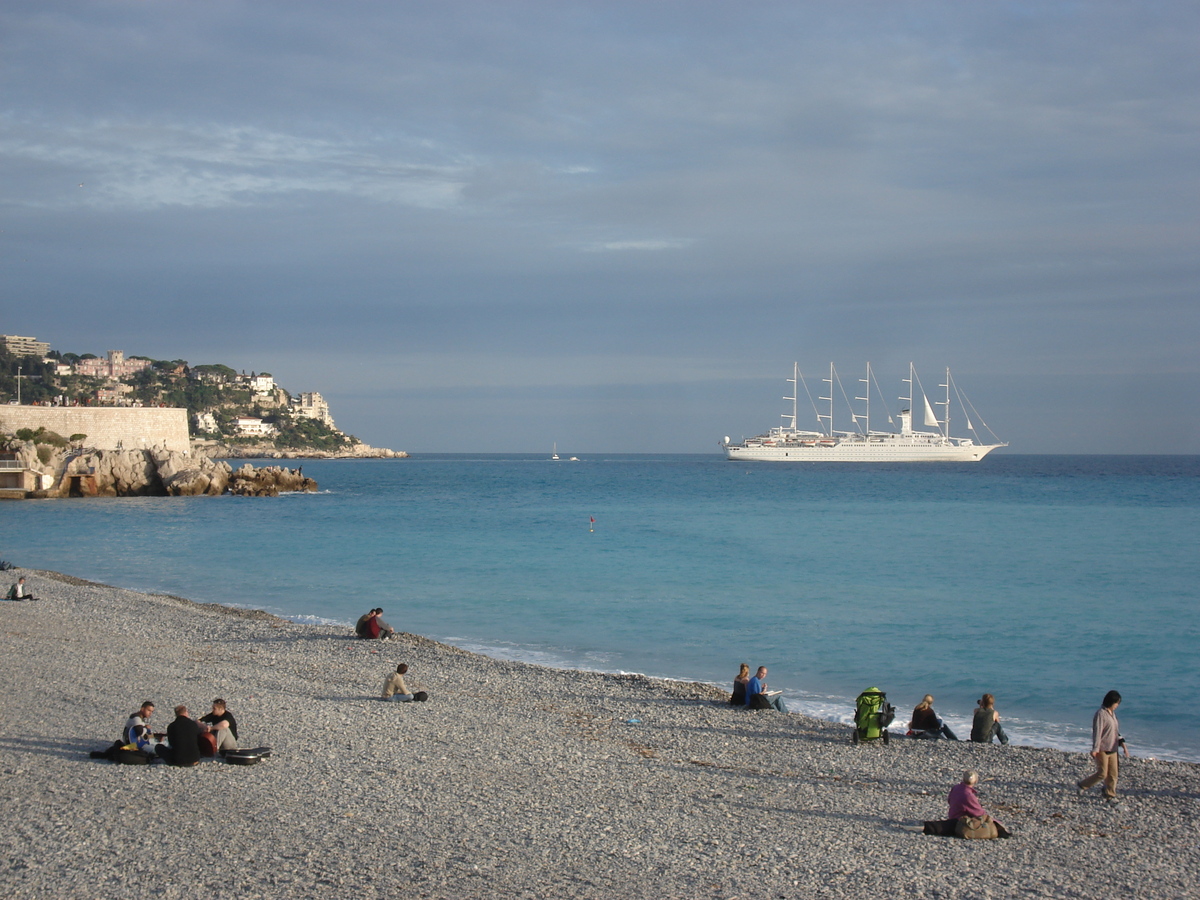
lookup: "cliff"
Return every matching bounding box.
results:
[4,441,316,498]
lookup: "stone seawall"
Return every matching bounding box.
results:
[0,406,190,453]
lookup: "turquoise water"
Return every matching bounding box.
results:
[3,454,1198,761]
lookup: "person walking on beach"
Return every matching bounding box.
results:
[1077,690,1125,803]
[970,694,1010,745]
[745,666,786,712]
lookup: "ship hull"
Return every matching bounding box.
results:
[723,441,1001,462]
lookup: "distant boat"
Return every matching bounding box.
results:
[721,362,1007,462]
[551,443,560,461]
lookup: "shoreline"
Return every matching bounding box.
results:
[2,567,1198,899]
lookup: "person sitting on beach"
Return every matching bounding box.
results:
[923,770,1011,837]
[4,576,37,601]
[970,694,1010,745]
[122,700,163,753]
[375,608,396,640]
[381,663,415,702]
[948,770,1011,837]
[155,705,203,767]
[908,694,959,740]
[355,609,374,638]
[745,666,786,712]
[730,663,751,706]
[199,698,239,754]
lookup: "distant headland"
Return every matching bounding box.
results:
[0,332,406,460]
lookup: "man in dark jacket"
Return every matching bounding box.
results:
[156,705,203,767]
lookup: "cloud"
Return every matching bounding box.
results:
[579,239,693,253]
[0,118,470,210]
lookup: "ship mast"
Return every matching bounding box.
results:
[939,368,951,438]
[818,363,834,436]
[855,363,871,436]
[782,362,798,434]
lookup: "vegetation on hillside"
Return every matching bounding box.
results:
[0,346,358,451]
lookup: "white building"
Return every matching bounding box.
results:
[234,416,276,437]
[251,374,275,394]
[291,391,336,429]
[194,412,219,433]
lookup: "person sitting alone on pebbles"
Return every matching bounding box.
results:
[970,693,1010,745]
[923,770,1011,837]
[908,694,959,740]
[381,663,427,702]
[381,663,415,702]
[199,698,239,754]
[730,663,751,706]
[4,576,37,601]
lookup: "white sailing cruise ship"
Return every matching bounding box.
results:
[721,362,1007,462]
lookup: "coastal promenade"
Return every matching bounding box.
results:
[1,569,1197,899]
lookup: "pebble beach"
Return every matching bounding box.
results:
[1,568,1197,899]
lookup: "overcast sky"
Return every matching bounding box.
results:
[2,1,1197,453]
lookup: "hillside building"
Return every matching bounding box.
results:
[0,334,51,357]
[291,392,336,429]
[74,351,152,379]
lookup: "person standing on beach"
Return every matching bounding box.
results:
[745,666,786,712]
[970,694,1010,745]
[1077,690,1124,803]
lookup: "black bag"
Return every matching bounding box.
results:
[91,740,154,764]
[412,691,429,702]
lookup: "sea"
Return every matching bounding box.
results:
[3,454,1198,762]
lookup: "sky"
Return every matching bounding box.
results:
[2,1,1197,453]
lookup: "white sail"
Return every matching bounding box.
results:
[923,395,939,427]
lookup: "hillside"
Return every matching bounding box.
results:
[0,345,402,457]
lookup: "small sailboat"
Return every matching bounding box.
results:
[551,443,560,460]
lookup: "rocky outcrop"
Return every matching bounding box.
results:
[2,439,312,498]
[153,451,233,496]
[229,464,318,497]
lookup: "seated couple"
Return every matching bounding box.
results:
[730,664,787,712]
[123,699,239,766]
[355,608,395,640]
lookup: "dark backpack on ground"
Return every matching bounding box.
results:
[90,740,154,765]
[412,691,429,702]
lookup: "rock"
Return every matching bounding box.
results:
[229,464,318,496]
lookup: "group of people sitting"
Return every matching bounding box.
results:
[355,608,395,640]
[4,576,38,601]
[907,692,1010,744]
[122,698,239,766]
[730,664,787,712]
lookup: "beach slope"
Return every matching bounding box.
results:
[0,570,1197,899]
